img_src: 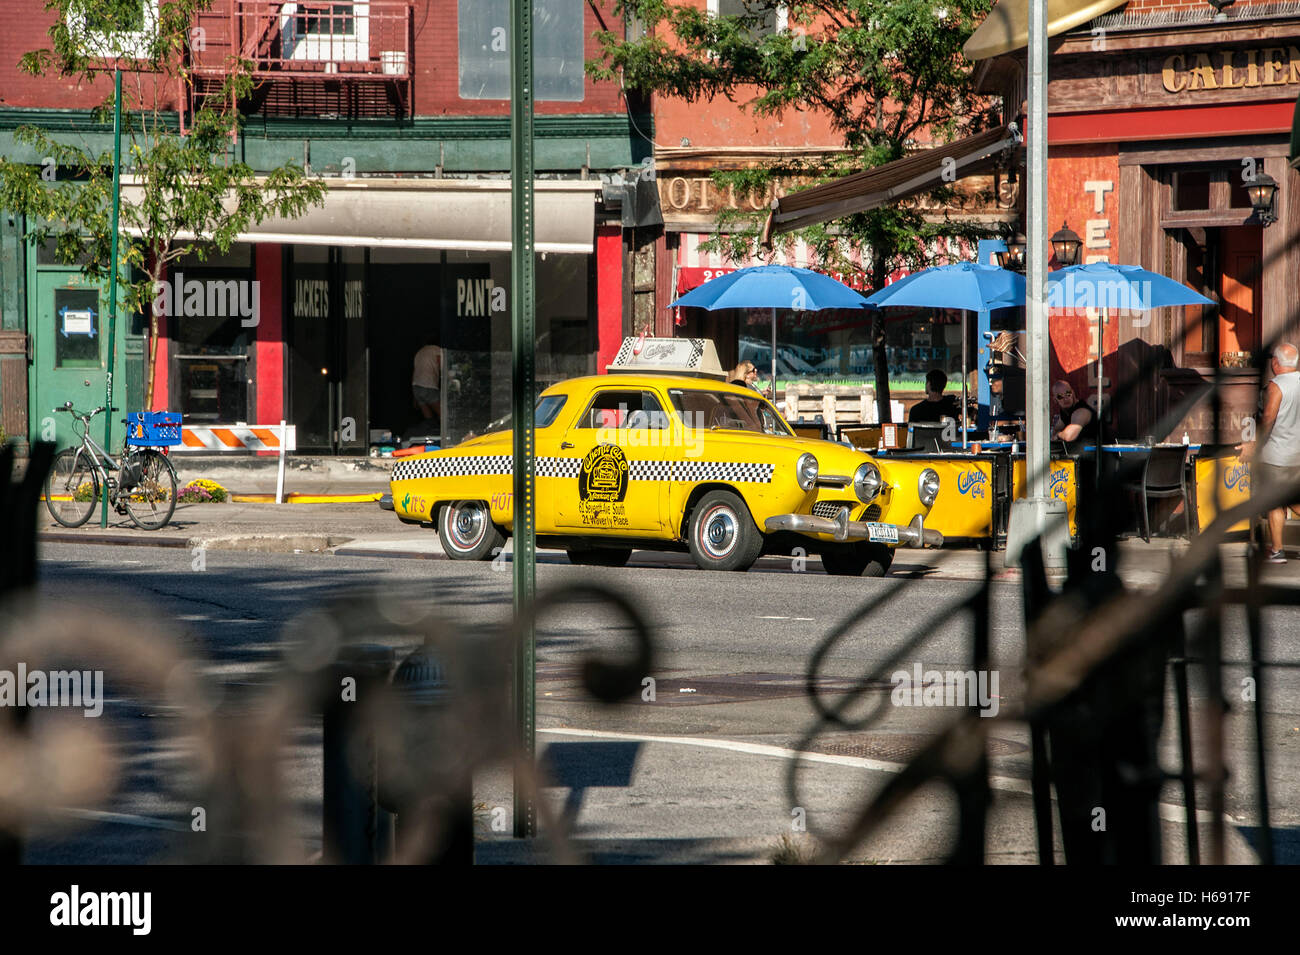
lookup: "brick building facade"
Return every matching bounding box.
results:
[972,0,1300,441]
[0,0,649,453]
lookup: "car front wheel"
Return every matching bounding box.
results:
[438,500,505,560]
[687,490,763,572]
[820,542,894,577]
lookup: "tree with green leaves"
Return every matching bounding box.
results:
[589,0,1002,418]
[0,0,326,407]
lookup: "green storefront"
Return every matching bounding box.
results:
[0,109,650,454]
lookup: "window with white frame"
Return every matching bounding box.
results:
[66,0,160,60]
[709,0,788,39]
[280,2,371,63]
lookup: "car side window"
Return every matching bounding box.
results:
[577,390,669,429]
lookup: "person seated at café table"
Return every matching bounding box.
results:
[727,360,773,399]
[1051,379,1098,443]
[908,369,961,423]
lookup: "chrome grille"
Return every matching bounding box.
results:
[864,504,881,521]
[812,501,857,520]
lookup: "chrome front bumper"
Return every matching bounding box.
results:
[765,510,944,548]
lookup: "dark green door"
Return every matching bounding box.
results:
[29,267,132,451]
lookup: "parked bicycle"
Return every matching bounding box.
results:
[44,403,179,530]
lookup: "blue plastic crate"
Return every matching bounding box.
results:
[126,411,182,446]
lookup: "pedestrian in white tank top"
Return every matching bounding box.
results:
[1243,343,1300,562]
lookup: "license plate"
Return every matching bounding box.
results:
[866,523,898,544]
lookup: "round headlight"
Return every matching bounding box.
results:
[796,452,819,491]
[918,468,940,508]
[853,462,883,503]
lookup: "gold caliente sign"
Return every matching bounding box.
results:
[1162,48,1300,93]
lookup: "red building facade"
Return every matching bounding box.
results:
[982,0,1300,441]
[0,0,646,453]
[641,1,1015,393]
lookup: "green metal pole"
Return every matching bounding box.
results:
[510,0,537,839]
[100,68,123,529]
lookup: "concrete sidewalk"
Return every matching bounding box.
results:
[35,496,1272,587]
[170,454,395,496]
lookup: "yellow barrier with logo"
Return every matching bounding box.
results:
[922,459,996,539]
[1012,458,1079,542]
[877,453,1078,544]
[1195,454,1251,533]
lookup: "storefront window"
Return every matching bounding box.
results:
[366,248,595,449]
[168,245,254,424]
[683,305,976,394]
[458,0,584,101]
[1171,162,1263,212]
[1174,169,1211,211]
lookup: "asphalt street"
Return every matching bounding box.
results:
[11,540,1300,864]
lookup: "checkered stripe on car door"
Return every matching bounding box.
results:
[395,455,773,484]
[392,456,513,481]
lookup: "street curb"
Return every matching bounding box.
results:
[332,547,446,561]
[193,533,352,553]
[39,531,352,554]
[228,492,383,504]
[39,531,192,549]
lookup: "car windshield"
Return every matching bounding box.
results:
[669,389,791,436]
[480,394,568,434]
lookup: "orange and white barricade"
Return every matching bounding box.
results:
[173,422,296,504]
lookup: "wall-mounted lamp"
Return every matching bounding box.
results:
[996,232,1026,271]
[1050,221,1082,265]
[1246,171,1278,227]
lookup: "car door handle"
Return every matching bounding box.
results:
[560,441,574,450]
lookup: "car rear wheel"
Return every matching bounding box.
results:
[687,490,763,572]
[821,542,894,577]
[438,500,505,561]
[566,547,633,567]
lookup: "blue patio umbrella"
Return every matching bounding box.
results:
[864,262,1027,445]
[862,261,1026,312]
[1047,263,1213,454]
[1046,262,1213,313]
[669,265,870,395]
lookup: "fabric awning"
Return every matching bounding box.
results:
[121,177,600,254]
[762,125,1021,240]
[962,0,1128,61]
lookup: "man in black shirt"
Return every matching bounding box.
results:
[1051,379,1097,443]
[909,369,961,423]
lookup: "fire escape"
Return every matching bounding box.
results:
[187,1,414,124]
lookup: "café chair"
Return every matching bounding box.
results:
[908,421,951,452]
[1123,445,1192,542]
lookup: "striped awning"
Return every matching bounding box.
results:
[762,125,1021,240]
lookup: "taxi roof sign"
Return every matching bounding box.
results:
[606,337,726,378]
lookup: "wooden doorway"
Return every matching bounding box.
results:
[1217,225,1262,360]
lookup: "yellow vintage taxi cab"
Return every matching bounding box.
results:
[388,347,942,576]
